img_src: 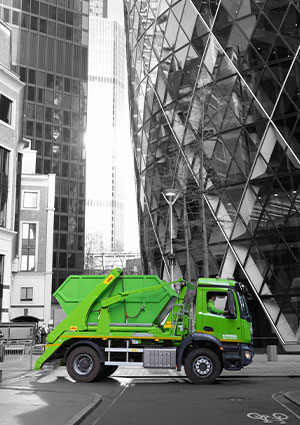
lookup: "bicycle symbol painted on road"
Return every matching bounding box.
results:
[247,412,289,424]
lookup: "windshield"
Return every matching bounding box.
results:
[237,292,251,321]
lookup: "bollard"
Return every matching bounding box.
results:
[30,341,33,370]
[0,370,2,383]
[267,345,278,362]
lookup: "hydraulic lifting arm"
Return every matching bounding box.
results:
[47,268,123,344]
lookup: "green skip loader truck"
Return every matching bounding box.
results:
[34,268,254,384]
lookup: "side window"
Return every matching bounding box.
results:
[207,292,228,315]
[21,223,37,271]
[20,287,33,301]
[0,146,9,227]
[0,94,12,125]
[22,191,39,209]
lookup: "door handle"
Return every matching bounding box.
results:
[204,326,214,332]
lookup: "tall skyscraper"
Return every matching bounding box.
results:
[0,0,89,291]
[85,0,128,253]
[125,0,300,351]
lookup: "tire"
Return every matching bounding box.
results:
[184,348,221,384]
[66,346,101,383]
[95,365,118,381]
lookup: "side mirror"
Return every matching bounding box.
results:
[225,290,237,319]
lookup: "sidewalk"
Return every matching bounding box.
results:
[0,354,102,425]
[0,353,299,424]
[113,354,300,378]
[0,384,101,425]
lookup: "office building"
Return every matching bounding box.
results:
[0,0,89,292]
[10,148,55,326]
[125,0,300,350]
[0,20,24,321]
[85,0,129,255]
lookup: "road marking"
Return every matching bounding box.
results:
[89,378,133,425]
[272,391,300,420]
[247,412,289,423]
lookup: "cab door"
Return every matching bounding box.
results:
[200,289,243,343]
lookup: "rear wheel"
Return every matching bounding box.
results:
[66,346,101,382]
[184,348,221,384]
[95,365,118,380]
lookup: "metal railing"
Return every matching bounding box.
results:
[5,345,26,356]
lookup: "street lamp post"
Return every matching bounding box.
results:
[162,188,180,282]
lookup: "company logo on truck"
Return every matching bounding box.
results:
[222,334,237,339]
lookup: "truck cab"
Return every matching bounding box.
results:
[179,279,253,383]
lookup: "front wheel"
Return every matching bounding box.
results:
[66,346,101,382]
[184,348,221,384]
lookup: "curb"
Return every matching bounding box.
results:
[113,373,300,378]
[65,393,102,425]
[284,392,300,408]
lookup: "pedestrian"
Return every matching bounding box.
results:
[40,323,47,344]
[35,325,41,344]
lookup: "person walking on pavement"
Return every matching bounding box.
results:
[40,323,48,344]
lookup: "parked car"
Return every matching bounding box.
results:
[0,330,5,362]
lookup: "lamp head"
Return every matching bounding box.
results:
[162,188,180,204]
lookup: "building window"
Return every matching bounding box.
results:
[0,255,4,316]
[0,147,9,227]
[14,154,22,234]
[20,287,33,301]
[21,223,36,271]
[23,191,38,209]
[0,94,12,125]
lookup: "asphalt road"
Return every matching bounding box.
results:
[2,357,300,425]
[80,376,300,425]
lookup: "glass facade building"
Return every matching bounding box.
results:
[125,0,300,350]
[0,0,89,291]
[85,0,126,253]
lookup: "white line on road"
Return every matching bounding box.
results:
[89,378,133,425]
[272,392,300,420]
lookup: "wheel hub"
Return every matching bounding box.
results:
[194,356,212,376]
[74,354,93,375]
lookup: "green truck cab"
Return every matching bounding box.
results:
[35,268,253,384]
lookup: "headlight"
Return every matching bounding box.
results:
[245,350,252,360]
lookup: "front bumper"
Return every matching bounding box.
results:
[222,343,254,370]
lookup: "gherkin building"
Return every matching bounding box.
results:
[125,0,300,351]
